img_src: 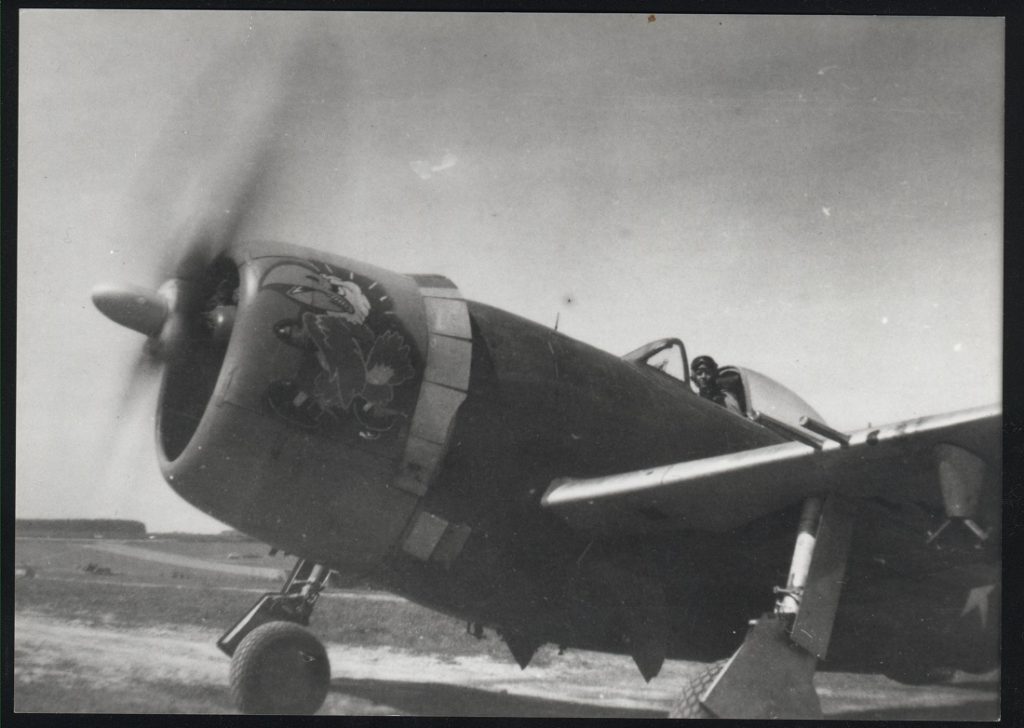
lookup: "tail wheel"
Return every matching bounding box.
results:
[668,659,727,719]
[230,621,330,714]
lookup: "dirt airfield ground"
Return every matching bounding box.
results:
[13,537,999,718]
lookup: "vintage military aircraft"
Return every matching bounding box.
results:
[92,228,1001,717]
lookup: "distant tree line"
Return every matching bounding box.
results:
[16,519,147,538]
[148,530,259,542]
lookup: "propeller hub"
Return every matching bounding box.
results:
[205,305,237,347]
[91,284,170,337]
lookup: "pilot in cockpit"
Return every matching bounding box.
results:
[691,355,742,414]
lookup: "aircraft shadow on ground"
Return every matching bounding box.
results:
[328,677,666,718]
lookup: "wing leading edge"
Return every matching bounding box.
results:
[541,405,1001,535]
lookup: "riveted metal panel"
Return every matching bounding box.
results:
[424,334,473,391]
[431,523,472,568]
[391,473,428,497]
[424,297,472,340]
[402,511,449,561]
[392,435,447,496]
[409,382,467,445]
[386,278,471,512]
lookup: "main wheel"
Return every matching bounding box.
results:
[229,621,331,714]
[668,659,727,719]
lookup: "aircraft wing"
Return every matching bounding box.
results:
[541,405,1001,535]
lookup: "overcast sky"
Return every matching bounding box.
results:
[18,12,1003,532]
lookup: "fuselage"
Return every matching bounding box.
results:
[152,242,998,677]
[379,298,797,659]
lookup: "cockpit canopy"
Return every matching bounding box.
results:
[623,338,690,386]
[623,337,824,430]
[719,366,824,426]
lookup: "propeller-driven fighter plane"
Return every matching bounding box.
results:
[84,24,1001,717]
[92,233,1000,717]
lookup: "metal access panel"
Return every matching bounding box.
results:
[402,511,450,561]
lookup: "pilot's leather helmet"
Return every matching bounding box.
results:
[691,355,718,373]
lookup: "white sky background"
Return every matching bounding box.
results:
[18,12,1003,532]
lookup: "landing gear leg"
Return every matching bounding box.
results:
[218,559,334,714]
[673,496,855,719]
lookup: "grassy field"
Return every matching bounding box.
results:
[131,538,281,565]
[13,537,584,715]
[13,537,516,661]
[16,537,286,581]
[13,538,1000,718]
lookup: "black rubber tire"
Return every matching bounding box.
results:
[229,621,330,714]
[668,659,727,719]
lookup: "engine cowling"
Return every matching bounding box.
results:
[157,241,470,565]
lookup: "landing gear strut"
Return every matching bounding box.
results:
[671,496,855,719]
[218,559,333,714]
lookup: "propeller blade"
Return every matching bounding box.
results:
[122,36,292,288]
[116,345,164,420]
[117,21,339,290]
[167,143,277,283]
[96,20,337,444]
